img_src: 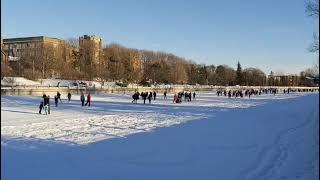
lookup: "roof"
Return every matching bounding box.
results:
[3,36,63,43]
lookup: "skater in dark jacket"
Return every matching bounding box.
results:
[57,91,62,103]
[141,92,147,104]
[43,95,50,115]
[153,91,157,100]
[132,92,139,104]
[54,95,59,107]
[228,90,231,98]
[39,101,44,114]
[164,91,167,99]
[67,92,72,102]
[80,92,85,106]
[44,95,51,114]
[148,92,152,104]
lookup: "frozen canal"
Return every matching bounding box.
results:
[1,92,319,180]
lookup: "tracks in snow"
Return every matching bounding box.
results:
[239,105,319,180]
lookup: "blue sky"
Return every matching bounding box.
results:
[1,0,318,74]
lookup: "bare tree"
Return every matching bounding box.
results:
[243,68,266,86]
[66,38,79,48]
[305,0,319,17]
[305,0,319,53]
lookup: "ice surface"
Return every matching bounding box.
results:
[1,92,319,180]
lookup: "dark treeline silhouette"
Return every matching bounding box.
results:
[2,41,318,87]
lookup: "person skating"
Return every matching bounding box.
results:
[148,92,152,104]
[132,92,136,103]
[54,95,59,107]
[39,101,44,114]
[80,92,85,106]
[42,94,47,106]
[46,95,51,114]
[132,92,139,104]
[164,91,167,99]
[57,91,62,103]
[153,91,157,100]
[85,93,91,106]
[173,93,178,103]
[193,92,196,100]
[142,92,147,104]
[67,92,72,102]
[177,93,182,103]
[43,95,50,115]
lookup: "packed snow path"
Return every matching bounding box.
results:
[1,92,319,180]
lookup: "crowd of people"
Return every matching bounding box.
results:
[132,91,157,104]
[173,91,196,103]
[38,87,318,114]
[39,91,92,115]
[131,90,196,104]
[216,87,318,99]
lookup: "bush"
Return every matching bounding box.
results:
[139,81,151,87]
[115,82,128,87]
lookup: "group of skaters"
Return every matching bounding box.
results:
[39,91,92,115]
[217,87,318,99]
[216,88,279,99]
[284,88,318,93]
[38,87,318,114]
[132,90,196,104]
[173,91,196,103]
[132,91,157,104]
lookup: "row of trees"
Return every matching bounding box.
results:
[1,39,318,86]
[1,0,318,86]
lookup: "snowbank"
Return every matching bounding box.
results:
[1,77,41,86]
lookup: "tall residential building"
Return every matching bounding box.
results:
[79,35,102,64]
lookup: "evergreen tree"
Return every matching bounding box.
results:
[236,61,243,85]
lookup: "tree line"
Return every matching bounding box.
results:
[1,39,318,87]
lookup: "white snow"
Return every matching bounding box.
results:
[1,77,105,87]
[1,92,318,180]
[1,77,41,86]
[0,92,311,146]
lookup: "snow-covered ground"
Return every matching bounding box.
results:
[1,77,103,87]
[1,92,319,180]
